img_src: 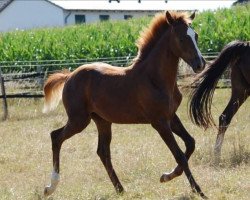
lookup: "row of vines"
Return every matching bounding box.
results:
[0,5,249,65]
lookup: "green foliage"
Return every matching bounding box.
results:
[0,19,144,62]
[192,4,250,53]
[0,5,249,63]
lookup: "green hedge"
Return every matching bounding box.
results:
[192,4,249,52]
[0,5,249,62]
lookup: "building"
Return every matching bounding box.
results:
[0,0,169,32]
[0,0,234,32]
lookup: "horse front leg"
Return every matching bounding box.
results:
[152,119,206,199]
[160,114,195,182]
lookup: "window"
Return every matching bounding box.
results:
[124,15,133,20]
[99,15,110,22]
[75,15,85,24]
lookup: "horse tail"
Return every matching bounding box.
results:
[189,41,249,129]
[43,70,71,113]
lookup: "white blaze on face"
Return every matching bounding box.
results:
[187,27,203,60]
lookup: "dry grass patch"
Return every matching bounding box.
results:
[0,89,249,200]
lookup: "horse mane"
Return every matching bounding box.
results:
[134,11,191,63]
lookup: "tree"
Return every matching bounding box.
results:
[233,0,250,5]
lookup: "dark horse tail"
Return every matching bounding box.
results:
[189,41,249,129]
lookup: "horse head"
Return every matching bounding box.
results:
[166,11,206,73]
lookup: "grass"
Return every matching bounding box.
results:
[0,88,249,200]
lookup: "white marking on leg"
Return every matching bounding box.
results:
[44,169,60,196]
[187,27,202,61]
[215,133,224,153]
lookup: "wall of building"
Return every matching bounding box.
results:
[0,0,159,32]
[0,0,64,32]
[64,10,157,25]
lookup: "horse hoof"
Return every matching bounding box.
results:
[200,192,208,199]
[115,183,125,194]
[160,173,172,183]
[44,186,53,197]
[116,186,124,194]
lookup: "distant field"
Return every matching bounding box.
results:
[0,88,249,200]
[0,5,249,65]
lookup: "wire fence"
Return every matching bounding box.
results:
[0,53,231,120]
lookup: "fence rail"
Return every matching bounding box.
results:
[0,53,228,120]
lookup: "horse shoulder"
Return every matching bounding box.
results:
[136,79,178,119]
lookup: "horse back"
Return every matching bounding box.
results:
[62,63,148,123]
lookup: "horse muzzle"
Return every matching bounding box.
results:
[190,56,206,73]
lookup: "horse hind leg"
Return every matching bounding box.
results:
[92,115,124,193]
[44,114,91,196]
[215,61,249,162]
[214,90,248,163]
[160,114,195,183]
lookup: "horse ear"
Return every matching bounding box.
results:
[166,11,174,25]
[190,11,196,20]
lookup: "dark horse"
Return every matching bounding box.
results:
[189,41,250,159]
[43,11,206,198]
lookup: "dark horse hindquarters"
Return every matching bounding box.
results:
[189,41,250,159]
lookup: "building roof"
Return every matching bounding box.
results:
[50,0,170,11]
[0,0,12,12]
[0,0,235,14]
[50,0,234,12]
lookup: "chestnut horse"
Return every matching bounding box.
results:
[43,11,206,198]
[189,41,250,160]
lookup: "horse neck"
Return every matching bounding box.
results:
[133,34,179,87]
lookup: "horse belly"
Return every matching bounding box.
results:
[91,92,148,124]
[96,111,148,124]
